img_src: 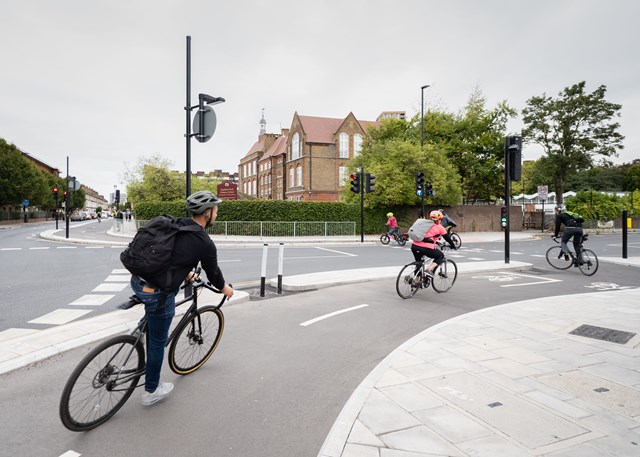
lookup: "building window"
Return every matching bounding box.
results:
[296,165,302,187]
[354,134,363,156]
[292,132,300,160]
[289,167,294,188]
[339,132,349,158]
[339,166,348,185]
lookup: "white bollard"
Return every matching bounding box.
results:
[260,243,269,297]
[277,243,284,294]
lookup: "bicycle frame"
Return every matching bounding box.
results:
[106,281,222,391]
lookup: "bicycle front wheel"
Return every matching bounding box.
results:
[395,263,421,299]
[380,234,390,245]
[432,259,458,293]
[578,249,599,276]
[168,306,224,375]
[397,235,407,246]
[59,335,144,432]
[545,246,572,270]
[450,233,462,249]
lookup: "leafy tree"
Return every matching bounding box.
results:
[344,139,461,208]
[0,138,41,206]
[522,81,624,204]
[565,164,625,192]
[623,162,640,192]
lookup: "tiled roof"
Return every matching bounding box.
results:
[298,115,378,144]
[242,136,266,158]
[261,134,287,160]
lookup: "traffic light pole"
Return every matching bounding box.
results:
[360,170,365,243]
[65,157,70,239]
[503,140,510,264]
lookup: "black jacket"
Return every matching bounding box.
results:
[147,218,226,291]
[554,212,584,237]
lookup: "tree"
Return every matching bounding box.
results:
[0,138,41,206]
[522,81,624,204]
[344,139,461,208]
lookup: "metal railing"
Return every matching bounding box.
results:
[206,221,356,238]
[135,220,356,239]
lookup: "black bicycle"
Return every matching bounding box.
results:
[59,275,227,432]
[380,230,407,246]
[396,242,458,298]
[545,233,599,276]
[446,226,462,249]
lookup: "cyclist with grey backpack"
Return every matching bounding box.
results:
[409,210,452,280]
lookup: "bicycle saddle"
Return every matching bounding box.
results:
[118,295,143,310]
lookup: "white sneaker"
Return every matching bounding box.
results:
[141,382,174,406]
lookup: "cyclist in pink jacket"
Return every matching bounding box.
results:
[410,210,448,278]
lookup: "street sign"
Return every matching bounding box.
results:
[21,199,29,207]
[193,105,217,143]
[538,185,548,200]
[217,180,238,200]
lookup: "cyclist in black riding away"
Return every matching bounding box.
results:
[131,191,234,406]
[553,204,584,259]
[439,209,458,250]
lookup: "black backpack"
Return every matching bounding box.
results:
[120,216,201,288]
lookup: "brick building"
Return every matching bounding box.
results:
[239,110,401,202]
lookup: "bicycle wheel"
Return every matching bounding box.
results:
[578,249,599,276]
[450,233,462,249]
[168,306,224,375]
[545,246,572,270]
[395,263,421,299]
[380,234,390,245]
[60,335,144,432]
[396,234,407,246]
[432,259,458,293]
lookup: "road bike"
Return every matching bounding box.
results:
[380,230,407,246]
[59,275,227,432]
[446,226,462,249]
[545,233,598,276]
[396,242,458,298]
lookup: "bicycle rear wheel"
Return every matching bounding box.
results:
[168,306,224,375]
[450,233,462,249]
[380,234,390,245]
[59,335,144,432]
[432,259,458,293]
[545,246,572,270]
[578,249,599,276]
[395,263,421,299]
[396,234,407,246]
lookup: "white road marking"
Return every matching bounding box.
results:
[59,451,81,457]
[1,248,21,251]
[112,268,129,274]
[315,247,357,257]
[300,304,369,327]
[29,309,92,325]
[530,254,545,257]
[473,271,562,288]
[104,274,130,282]
[29,247,50,250]
[57,246,77,249]
[69,295,115,306]
[93,283,129,292]
[85,246,105,249]
[467,257,486,261]
[285,255,353,260]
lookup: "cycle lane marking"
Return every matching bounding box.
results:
[315,247,358,257]
[472,271,562,288]
[299,304,369,327]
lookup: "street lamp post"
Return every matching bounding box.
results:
[420,84,430,147]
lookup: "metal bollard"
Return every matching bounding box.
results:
[277,243,284,294]
[260,243,268,297]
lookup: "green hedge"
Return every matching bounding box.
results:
[133,200,423,235]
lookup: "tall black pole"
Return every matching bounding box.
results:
[420,84,429,147]
[360,169,365,243]
[185,36,192,200]
[504,139,510,264]
[622,210,628,259]
[65,156,70,239]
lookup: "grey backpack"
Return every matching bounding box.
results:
[408,218,434,242]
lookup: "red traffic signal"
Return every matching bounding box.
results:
[53,187,59,198]
[349,173,360,194]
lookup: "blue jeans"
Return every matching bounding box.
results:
[130,278,177,393]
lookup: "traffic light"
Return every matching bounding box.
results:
[501,206,507,229]
[349,173,360,194]
[63,191,69,203]
[365,173,376,193]
[425,182,433,197]
[53,187,59,199]
[115,189,121,205]
[415,172,425,195]
[505,136,522,181]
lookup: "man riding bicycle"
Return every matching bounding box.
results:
[553,204,584,260]
[131,191,233,406]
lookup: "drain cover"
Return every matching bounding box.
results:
[570,324,636,344]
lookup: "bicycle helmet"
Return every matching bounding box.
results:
[387,212,394,217]
[555,204,566,212]
[187,190,221,215]
[429,210,443,221]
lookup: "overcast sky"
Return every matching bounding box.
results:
[1,0,639,199]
